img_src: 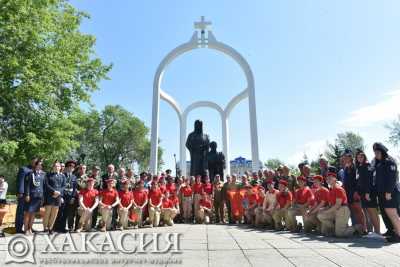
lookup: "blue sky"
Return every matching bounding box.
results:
[71,0,400,169]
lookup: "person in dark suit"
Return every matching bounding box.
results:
[55,160,77,232]
[15,157,38,233]
[373,142,400,243]
[23,158,45,235]
[43,160,65,234]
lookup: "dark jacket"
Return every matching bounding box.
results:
[45,172,66,197]
[374,156,399,193]
[24,170,45,198]
[63,172,77,199]
[16,165,32,194]
[356,163,374,194]
[343,165,358,203]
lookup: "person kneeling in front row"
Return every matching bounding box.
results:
[272,180,292,231]
[317,172,363,237]
[161,191,177,226]
[76,177,99,232]
[198,192,213,224]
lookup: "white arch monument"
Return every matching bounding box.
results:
[150,16,260,176]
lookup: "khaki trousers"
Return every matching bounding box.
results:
[131,207,144,226]
[118,207,129,228]
[43,205,59,230]
[100,207,113,230]
[303,209,325,233]
[317,206,356,237]
[245,207,256,224]
[198,208,211,224]
[182,196,193,220]
[272,208,288,230]
[161,208,177,226]
[149,206,161,227]
[286,204,307,231]
[78,208,93,231]
[193,194,202,221]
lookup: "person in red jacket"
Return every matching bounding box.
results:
[198,192,212,224]
[287,176,315,232]
[272,180,293,231]
[317,172,363,237]
[161,191,176,226]
[118,178,133,230]
[148,181,163,227]
[76,177,99,232]
[179,177,193,223]
[202,175,213,196]
[304,175,330,233]
[169,190,180,222]
[243,185,258,225]
[192,175,203,222]
[166,176,177,195]
[99,179,120,232]
[131,180,148,228]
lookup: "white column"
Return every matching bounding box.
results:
[150,84,160,174]
[248,85,260,172]
[179,115,187,177]
[222,114,230,176]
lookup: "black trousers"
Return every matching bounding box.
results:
[378,192,400,233]
[55,198,77,231]
[91,207,98,228]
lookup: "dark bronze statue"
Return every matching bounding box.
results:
[186,120,210,177]
[207,141,226,182]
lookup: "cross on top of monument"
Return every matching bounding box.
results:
[194,16,212,33]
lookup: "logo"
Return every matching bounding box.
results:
[5,232,181,265]
[6,234,35,264]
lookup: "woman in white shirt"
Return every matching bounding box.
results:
[0,175,8,204]
[0,174,8,228]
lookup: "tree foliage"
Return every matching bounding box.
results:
[71,105,163,171]
[387,115,400,147]
[0,0,112,168]
[264,158,284,170]
[324,132,365,169]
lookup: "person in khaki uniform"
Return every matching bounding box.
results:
[117,178,133,230]
[260,179,279,228]
[131,180,148,228]
[76,177,99,232]
[179,177,193,223]
[161,191,177,226]
[286,176,314,232]
[213,175,225,223]
[243,185,258,225]
[198,192,213,224]
[303,175,329,233]
[148,181,163,227]
[192,175,203,223]
[254,187,266,227]
[272,180,293,230]
[99,179,119,232]
[317,172,363,237]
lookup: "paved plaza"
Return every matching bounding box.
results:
[1,223,400,267]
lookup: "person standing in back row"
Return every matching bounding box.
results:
[372,142,400,243]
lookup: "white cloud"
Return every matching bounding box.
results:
[340,89,400,128]
[287,139,329,165]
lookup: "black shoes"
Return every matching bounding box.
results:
[383,230,394,237]
[386,234,400,243]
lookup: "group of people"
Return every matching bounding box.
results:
[10,142,400,243]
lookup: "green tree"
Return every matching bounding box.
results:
[72,105,163,171]
[387,115,400,147]
[0,0,111,169]
[324,132,365,169]
[264,158,284,170]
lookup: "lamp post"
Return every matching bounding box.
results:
[173,153,177,177]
